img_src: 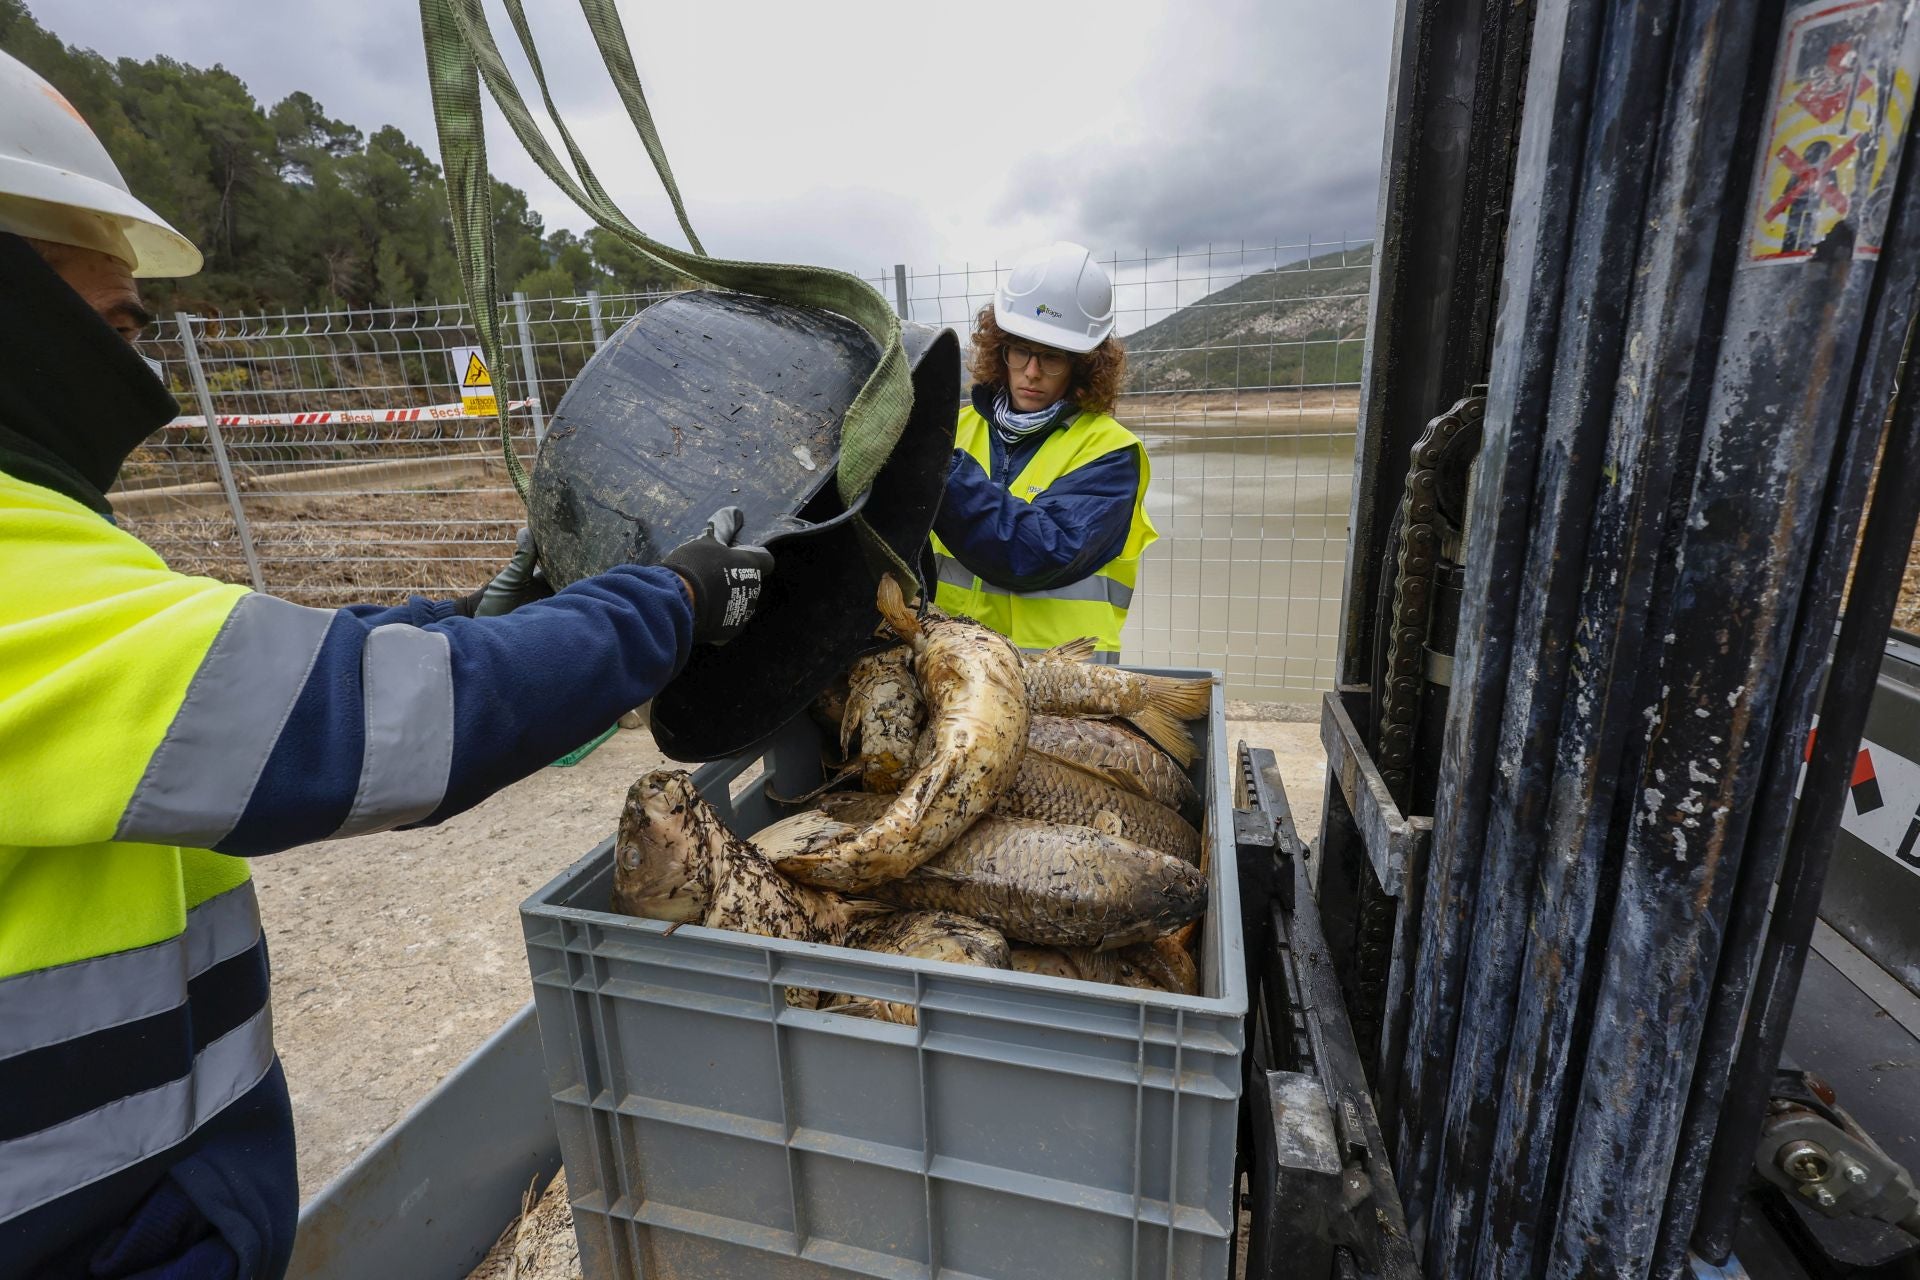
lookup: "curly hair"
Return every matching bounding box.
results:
[968,302,1127,415]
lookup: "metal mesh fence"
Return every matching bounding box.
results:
[116,291,672,602]
[113,239,1369,701]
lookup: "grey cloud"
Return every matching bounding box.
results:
[35,0,1394,265]
[996,5,1391,252]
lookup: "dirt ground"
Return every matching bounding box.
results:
[259,717,1327,1200]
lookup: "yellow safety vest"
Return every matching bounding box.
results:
[930,405,1156,656]
[0,471,271,1229]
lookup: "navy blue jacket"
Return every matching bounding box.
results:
[932,386,1140,593]
[11,569,693,1280]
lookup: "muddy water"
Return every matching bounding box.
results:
[1119,413,1357,703]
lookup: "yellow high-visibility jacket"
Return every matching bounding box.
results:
[0,468,694,1274]
[930,403,1155,656]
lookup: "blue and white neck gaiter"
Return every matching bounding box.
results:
[991,387,1075,445]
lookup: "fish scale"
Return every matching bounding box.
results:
[769,812,1207,951]
[1026,715,1202,818]
[777,577,1031,893]
[999,750,1201,863]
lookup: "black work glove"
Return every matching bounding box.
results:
[463,528,554,618]
[661,506,775,646]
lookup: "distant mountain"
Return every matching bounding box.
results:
[1123,244,1373,393]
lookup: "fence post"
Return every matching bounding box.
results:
[512,290,548,443]
[176,313,265,592]
[587,288,608,346]
[893,264,909,321]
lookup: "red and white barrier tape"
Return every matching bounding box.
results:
[162,398,540,429]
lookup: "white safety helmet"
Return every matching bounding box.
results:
[993,240,1115,354]
[0,49,201,277]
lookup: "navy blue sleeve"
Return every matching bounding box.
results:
[339,596,465,627]
[931,445,1141,592]
[217,565,693,854]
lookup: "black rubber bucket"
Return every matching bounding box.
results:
[528,289,958,761]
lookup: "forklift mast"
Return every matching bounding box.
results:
[1246,0,1920,1276]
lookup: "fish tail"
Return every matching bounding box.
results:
[1145,673,1214,722]
[1038,636,1098,662]
[1124,704,1199,767]
[875,573,921,642]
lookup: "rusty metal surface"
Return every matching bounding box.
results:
[1327,0,1532,1134]
[1663,56,1920,1270]
[1549,0,1920,1266]
[1266,851,1422,1280]
[1466,0,1773,1272]
[1686,157,1920,1268]
[1417,0,1705,1269]
[1390,0,1606,1238]
[1320,693,1431,900]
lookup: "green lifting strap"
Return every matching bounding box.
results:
[418,0,916,578]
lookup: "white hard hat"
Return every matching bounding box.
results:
[0,50,201,278]
[994,240,1115,354]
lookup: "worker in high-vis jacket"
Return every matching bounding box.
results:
[930,241,1154,662]
[0,51,774,1280]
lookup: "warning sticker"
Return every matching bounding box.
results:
[450,345,498,417]
[1747,0,1920,264]
[1801,724,1920,878]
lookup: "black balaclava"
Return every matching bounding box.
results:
[0,232,180,514]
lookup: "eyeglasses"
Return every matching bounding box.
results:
[1003,342,1072,376]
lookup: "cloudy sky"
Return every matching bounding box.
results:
[33,0,1391,316]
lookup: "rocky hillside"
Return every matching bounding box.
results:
[1125,244,1373,393]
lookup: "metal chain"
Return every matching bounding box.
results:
[1378,393,1487,804]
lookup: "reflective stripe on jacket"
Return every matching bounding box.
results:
[0,472,281,1266]
[930,405,1155,654]
[0,468,695,1272]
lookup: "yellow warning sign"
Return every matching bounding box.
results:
[1748,0,1920,264]
[450,345,498,417]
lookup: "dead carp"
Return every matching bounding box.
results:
[829,910,1010,1025]
[1027,714,1201,817]
[1011,939,1199,995]
[850,909,1008,970]
[813,792,893,825]
[810,671,852,748]
[778,576,1030,893]
[841,644,924,792]
[613,771,880,946]
[1011,945,1166,991]
[819,753,1199,864]
[1129,935,1201,996]
[769,811,1205,951]
[1009,946,1085,982]
[999,750,1201,864]
[1022,645,1213,766]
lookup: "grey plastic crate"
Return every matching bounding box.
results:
[521,671,1244,1280]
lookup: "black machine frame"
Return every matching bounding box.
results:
[1242,0,1920,1276]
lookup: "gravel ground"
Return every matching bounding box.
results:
[256,717,1327,1200]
